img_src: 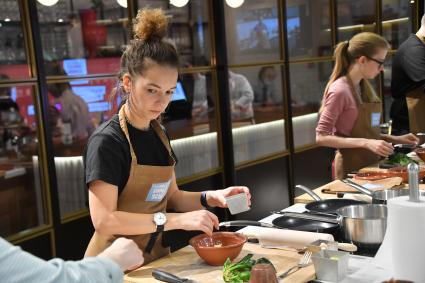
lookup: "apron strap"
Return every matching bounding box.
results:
[118,105,138,164]
[151,120,176,165]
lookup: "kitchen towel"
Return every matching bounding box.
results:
[387,196,425,282]
[243,228,334,249]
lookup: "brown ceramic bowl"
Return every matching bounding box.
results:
[387,165,425,183]
[189,232,247,266]
[415,148,425,163]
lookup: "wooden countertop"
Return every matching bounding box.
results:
[124,243,315,283]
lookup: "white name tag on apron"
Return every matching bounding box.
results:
[371,112,381,127]
[146,179,171,202]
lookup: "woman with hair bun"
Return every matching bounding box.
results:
[316,32,419,180]
[84,8,251,264]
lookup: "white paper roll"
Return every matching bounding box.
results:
[253,228,334,249]
[388,196,425,282]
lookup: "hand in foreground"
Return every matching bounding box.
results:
[366,139,394,157]
[206,186,251,208]
[98,237,144,271]
[169,210,219,236]
[393,133,420,145]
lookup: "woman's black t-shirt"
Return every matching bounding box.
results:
[84,115,177,195]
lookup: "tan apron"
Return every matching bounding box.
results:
[406,87,425,134]
[85,106,175,265]
[334,101,382,180]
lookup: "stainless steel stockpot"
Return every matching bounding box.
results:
[283,204,387,246]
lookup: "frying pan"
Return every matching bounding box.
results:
[296,185,367,213]
[219,218,339,235]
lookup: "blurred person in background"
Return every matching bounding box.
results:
[316,32,418,180]
[229,71,254,120]
[390,14,425,137]
[46,63,94,142]
[253,66,282,106]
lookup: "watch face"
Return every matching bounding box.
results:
[154,212,166,225]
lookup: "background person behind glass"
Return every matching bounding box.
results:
[253,66,282,106]
[249,18,271,49]
[181,63,208,120]
[46,63,94,142]
[229,71,254,120]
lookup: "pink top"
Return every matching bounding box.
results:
[316,77,360,137]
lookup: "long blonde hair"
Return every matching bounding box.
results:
[320,32,390,112]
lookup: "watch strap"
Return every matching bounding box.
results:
[200,191,212,209]
[145,232,159,254]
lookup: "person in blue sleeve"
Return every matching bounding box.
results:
[0,237,143,283]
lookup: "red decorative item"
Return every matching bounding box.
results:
[79,9,107,57]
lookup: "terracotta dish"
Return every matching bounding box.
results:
[189,232,247,266]
[414,148,425,163]
[354,172,391,181]
[387,166,425,183]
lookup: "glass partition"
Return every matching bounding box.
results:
[164,71,219,178]
[138,0,211,67]
[224,0,281,65]
[336,0,377,42]
[382,0,413,49]
[49,77,119,217]
[0,83,46,236]
[286,0,332,59]
[229,65,287,165]
[37,0,129,76]
[0,1,30,79]
[290,61,332,148]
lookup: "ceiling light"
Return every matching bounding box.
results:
[58,18,63,22]
[36,0,59,6]
[225,0,244,8]
[170,0,189,8]
[117,0,127,8]
[4,18,10,22]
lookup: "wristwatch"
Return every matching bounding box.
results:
[153,212,167,233]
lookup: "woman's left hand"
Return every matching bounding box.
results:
[394,133,420,145]
[206,186,251,208]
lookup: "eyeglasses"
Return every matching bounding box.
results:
[366,56,385,68]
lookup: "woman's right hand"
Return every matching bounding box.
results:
[365,139,394,157]
[167,210,219,236]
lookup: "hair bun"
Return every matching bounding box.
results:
[133,8,168,41]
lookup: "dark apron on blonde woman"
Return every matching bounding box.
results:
[334,101,382,180]
[85,106,175,265]
[406,87,425,134]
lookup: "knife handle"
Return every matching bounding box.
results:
[152,269,183,283]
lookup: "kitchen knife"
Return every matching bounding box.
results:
[152,269,200,283]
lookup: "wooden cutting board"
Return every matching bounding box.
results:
[321,177,403,194]
[124,243,315,283]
